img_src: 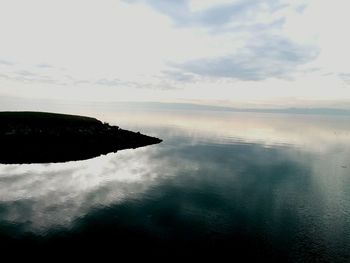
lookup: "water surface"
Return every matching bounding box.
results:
[1,109,350,261]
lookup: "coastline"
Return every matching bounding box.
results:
[0,111,162,164]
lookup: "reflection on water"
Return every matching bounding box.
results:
[1,110,350,261]
[0,147,168,232]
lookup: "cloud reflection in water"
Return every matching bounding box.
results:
[0,111,350,261]
[0,146,168,232]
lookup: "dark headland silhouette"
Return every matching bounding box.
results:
[0,111,162,164]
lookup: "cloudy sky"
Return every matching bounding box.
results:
[0,0,349,108]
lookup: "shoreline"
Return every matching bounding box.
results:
[0,111,162,164]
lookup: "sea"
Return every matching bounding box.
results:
[0,103,350,261]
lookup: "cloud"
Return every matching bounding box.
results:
[161,70,196,82]
[13,70,58,84]
[339,73,350,85]
[0,0,348,105]
[196,0,284,28]
[214,17,285,35]
[95,78,151,89]
[0,59,14,66]
[295,3,307,14]
[0,67,65,86]
[123,0,190,26]
[15,70,36,77]
[174,35,318,80]
[123,0,318,81]
[123,0,287,30]
[95,78,124,87]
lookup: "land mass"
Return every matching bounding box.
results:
[0,111,162,164]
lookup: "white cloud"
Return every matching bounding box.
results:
[0,0,349,107]
[188,0,236,12]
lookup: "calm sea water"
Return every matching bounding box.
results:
[1,109,350,261]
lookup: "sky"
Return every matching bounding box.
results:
[0,0,350,108]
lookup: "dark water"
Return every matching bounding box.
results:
[1,109,350,261]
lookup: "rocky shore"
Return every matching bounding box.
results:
[0,111,162,164]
